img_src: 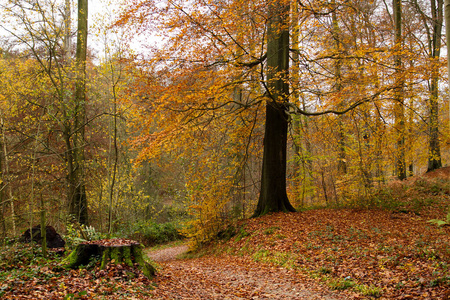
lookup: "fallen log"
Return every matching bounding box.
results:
[65,238,155,278]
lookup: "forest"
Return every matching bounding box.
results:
[0,0,449,299]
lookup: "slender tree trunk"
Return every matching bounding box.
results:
[0,118,15,236]
[393,0,406,180]
[108,71,119,234]
[40,196,47,258]
[0,133,4,241]
[69,0,88,224]
[291,1,302,205]
[445,0,450,131]
[331,0,347,175]
[63,0,71,57]
[427,0,443,172]
[253,0,295,217]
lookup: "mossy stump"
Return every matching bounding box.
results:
[65,239,155,278]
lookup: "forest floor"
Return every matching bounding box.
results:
[144,168,450,299]
[0,168,449,299]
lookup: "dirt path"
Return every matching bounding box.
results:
[146,246,346,299]
[146,244,189,262]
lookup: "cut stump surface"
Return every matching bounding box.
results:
[65,238,155,278]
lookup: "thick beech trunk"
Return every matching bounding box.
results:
[254,103,296,216]
[65,239,155,278]
[253,0,295,217]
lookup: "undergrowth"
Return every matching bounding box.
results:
[208,177,450,299]
[354,178,449,215]
[124,220,184,246]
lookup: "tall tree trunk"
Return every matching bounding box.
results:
[69,0,88,224]
[0,131,4,241]
[291,0,302,205]
[0,118,15,236]
[393,0,406,180]
[63,0,71,57]
[427,0,443,172]
[331,0,347,175]
[446,0,450,132]
[253,0,295,217]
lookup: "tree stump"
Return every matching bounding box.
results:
[65,239,155,278]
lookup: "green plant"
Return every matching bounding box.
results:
[354,284,382,297]
[428,212,450,227]
[217,225,238,241]
[128,221,184,246]
[64,290,88,299]
[235,227,250,241]
[317,266,332,274]
[253,249,270,262]
[429,276,449,287]
[273,234,286,240]
[64,224,108,249]
[0,243,43,269]
[263,226,280,235]
[328,277,356,290]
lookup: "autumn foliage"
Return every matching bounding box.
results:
[0,0,448,279]
[112,0,450,246]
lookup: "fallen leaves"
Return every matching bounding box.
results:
[82,238,140,247]
[2,177,449,299]
[219,207,449,299]
[0,247,152,299]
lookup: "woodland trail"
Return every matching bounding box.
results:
[145,245,345,300]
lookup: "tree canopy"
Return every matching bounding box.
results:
[0,0,448,247]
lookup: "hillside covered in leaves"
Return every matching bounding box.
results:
[0,171,448,299]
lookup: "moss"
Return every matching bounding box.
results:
[110,247,121,263]
[132,244,156,278]
[65,242,156,278]
[100,247,110,270]
[123,246,133,267]
[64,249,78,268]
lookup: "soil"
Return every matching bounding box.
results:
[146,244,189,262]
[146,245,346,299]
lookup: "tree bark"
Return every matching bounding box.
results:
[393,0,406,180]
[427,0,443,172]
[65,239,156,278]
[0,118,15,235]
[446,0,450,134]
[253,0,295,217]
[63,0,71,58]
[331,0,347,175]
[69,0,88,224]
[65,239,155,278]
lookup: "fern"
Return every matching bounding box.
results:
[428,212,450,227]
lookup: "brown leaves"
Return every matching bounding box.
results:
[82,238,140,247]
[220,207,449,299]
[0,257,151,299]
[148,255,342,299]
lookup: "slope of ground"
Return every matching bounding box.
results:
[0,170,449,299]
[143,173,449,299]
[216,209,448,299]
[210,175,450,299]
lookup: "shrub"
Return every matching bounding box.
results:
[128,221,184,246]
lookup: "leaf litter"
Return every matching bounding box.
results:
[1,173,449,299]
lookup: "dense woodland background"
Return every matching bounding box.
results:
[0,0,448,248]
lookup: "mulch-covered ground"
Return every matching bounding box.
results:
[148,254,345,299]
[1,171,449,299]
